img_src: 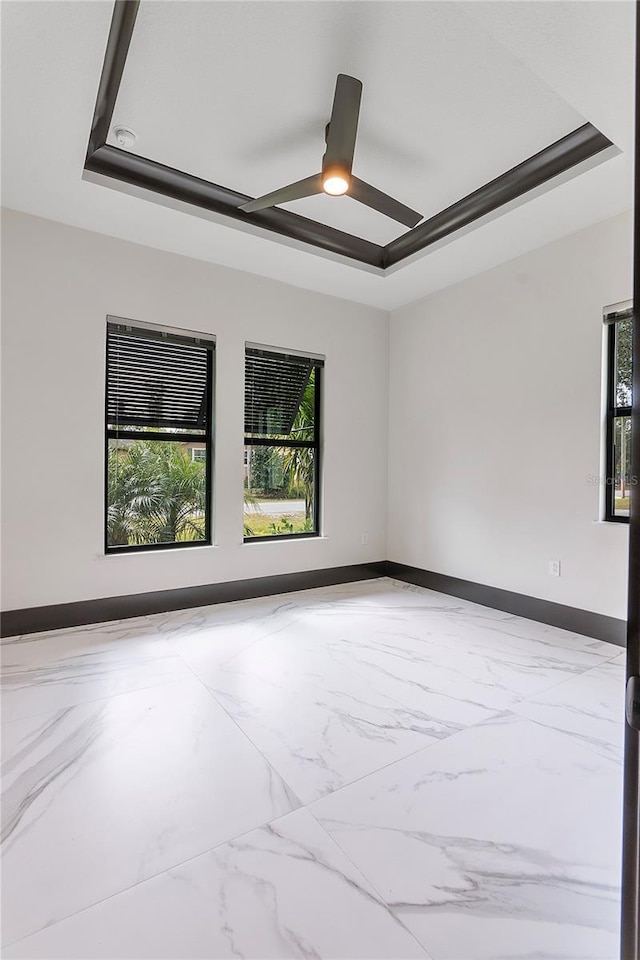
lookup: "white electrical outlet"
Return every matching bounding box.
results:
[548,559,561,577]
[360,533,369,546]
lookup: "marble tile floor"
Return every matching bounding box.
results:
[1,578,625,959]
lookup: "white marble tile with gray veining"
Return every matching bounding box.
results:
[298,578,617,659]
[1,614,158,656]
[1,616,189,721]
[4,808,429,959]
[0,578,625,959]
[312,710,622,960]
[1,677,299,947]
[191,628,504,804]
[513,652,626,761]
[183,582,617,803]
[148,593,310,667]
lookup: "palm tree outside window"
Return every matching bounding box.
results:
[105,319,215,552]
[243,346,323,540]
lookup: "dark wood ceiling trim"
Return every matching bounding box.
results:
[86,145,385,267]
[86,0,140,158]
[383,123,614,268]
[85,1,616,273]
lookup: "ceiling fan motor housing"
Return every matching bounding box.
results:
[239,74,422,227]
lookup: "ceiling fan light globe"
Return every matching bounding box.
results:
[323,175,350,196]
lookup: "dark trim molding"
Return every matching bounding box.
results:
[386,562,626,647]
[620,1,640,952]
[1,560,626,645]
[85,144,383,268]
[86,0,139,158]
[0,562,387,637]
[383,124,614,268]
[84,1,616,273]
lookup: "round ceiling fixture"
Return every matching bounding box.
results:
[323,174,350,196]
[113,126,138,148]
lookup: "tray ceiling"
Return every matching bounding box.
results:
[109,2,588,246]
[1,1,634,309]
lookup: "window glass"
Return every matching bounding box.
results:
[106,322,214,551]
[606,310,633,522]
[615,315,633,407]
[244,348,322,540]
[107,439,207,545]
[611,416,632,519]
[244,445,317,537]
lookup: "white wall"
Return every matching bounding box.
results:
[388,211,633,621]
[1,209,389,610]
[2,208,633,620]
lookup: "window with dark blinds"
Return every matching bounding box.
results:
[244,347,323,540]
[105,321,214,552]
[244,352,314,438]
[605,307,633,522]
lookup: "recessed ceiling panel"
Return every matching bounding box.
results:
[1,0,631,308]
[109,1,586,246]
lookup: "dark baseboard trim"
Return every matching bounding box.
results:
[385,562,626,647]
[0,562,387,637]
[1,560,625,646]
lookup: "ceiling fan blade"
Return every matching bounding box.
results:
[349,177,422,229]
[323,74,362,173]
[240,174,323,213]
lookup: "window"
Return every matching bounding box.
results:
[244,346,323,540]
[105,320,214,552]
[605,305,633,522]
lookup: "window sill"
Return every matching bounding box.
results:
[243,534,328,545]
[103,543,218,557]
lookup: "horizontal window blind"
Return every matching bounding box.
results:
[107,323,214,431]
[245,348,322,437]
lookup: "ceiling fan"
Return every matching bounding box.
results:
[239,75,423,229]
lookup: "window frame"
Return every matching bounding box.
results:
[605,310,633,524]
[243,349,322,543]
[104,321,214,554]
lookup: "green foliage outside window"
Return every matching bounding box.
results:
[107,440,206,547]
